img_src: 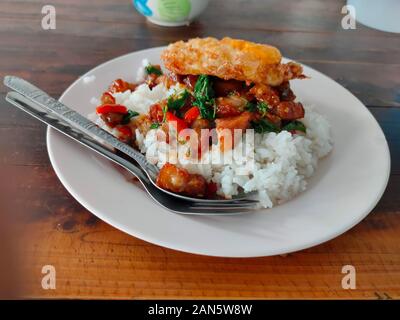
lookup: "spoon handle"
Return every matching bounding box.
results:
[3,75,159,180]
[5,90,149,183]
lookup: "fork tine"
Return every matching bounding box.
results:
[190,201,258,209]
[185,191,258,204]
[185,207,257,215]
[193,198,259,205]
[231,191,258,200]
[190,206,257,213]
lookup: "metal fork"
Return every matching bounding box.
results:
[4,89,259,215]
[3,75,256,204]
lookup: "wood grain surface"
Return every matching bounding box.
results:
[0,0,399,299]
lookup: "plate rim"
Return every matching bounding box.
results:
[46,47,391,257]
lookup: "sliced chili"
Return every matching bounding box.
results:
[101,92,115,105]
[165,111,188,133]
[116,125,132,142]
[96,104,127,115]
[183,106,200,125]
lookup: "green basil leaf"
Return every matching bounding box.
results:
[193,75,216,120]
[150,123,161,129]
[167,90,189,111]
[194,75,214,100]
[162,105,168,123]
[246,101,257,112]
[121,110,139,124]
[145,65,163,76]
[257,101,270,115]
[251,119,280,134]
[282,120,306,133]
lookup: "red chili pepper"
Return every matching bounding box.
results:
[206,182,218,198]
[109,79,131,93]
[96,104,127,115]
[101,92,115,105]
[149,103,164,123]
[165,111,188,133]
[116,125,132,141]
[183,106,200,125]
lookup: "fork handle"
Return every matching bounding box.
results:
[5,91,150,184]
[3,75,159,180]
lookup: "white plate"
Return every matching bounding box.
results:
[47,47,390,257]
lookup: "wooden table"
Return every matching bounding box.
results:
[1,0,399,299]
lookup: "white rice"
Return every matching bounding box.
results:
[112,82,185,115]
[136,58,150,82]
[90,81,333,208]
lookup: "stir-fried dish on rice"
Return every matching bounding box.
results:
[88,38,333,208]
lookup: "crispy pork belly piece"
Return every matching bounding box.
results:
[216,95,247,118]
[215,111,254,151]
[215,111,253,132]
[161,37,305,86]
[248,83,304,120]
[131,114,152,138]
[274,101,305,120]
[249,83,281,107]
[156,163,207,197]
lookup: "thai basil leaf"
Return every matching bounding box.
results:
[251,119,280,133]
[167,90,189,111]
[145,65,163,76]
[121,110,139,124]
[282,120,306,133]
[246,101,257,112]
[150,123,161,129]
[257,101,270,115]
[193,75,216,120]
